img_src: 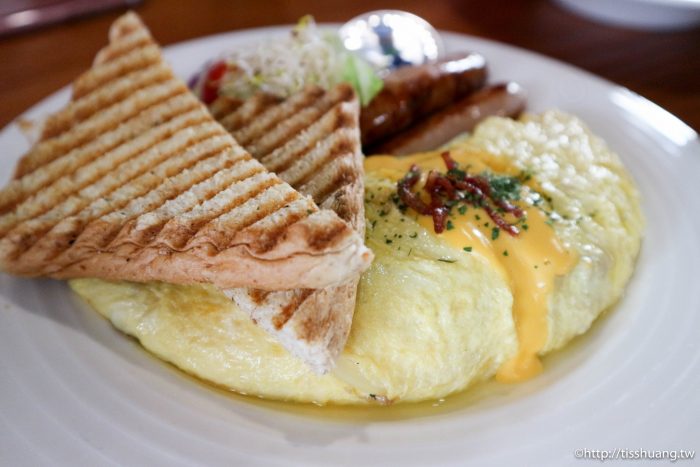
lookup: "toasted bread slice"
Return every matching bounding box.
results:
[0,12,372,290]
[211,84,365,372]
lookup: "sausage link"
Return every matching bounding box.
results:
[360,52,488,147]
[370,82,526,156]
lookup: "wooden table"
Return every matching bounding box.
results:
[1,0,698,131]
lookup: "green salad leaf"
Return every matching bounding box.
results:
[214,16,383,106]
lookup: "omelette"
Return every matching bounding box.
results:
[70,111,644,405]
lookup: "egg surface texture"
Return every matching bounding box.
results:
[70,111,643,405]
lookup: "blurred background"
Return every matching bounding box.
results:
[1,0,698,130]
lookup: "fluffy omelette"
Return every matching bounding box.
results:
[70,111,644,405]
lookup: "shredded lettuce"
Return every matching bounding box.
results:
[214,16,383,105]
[328,33,384,106]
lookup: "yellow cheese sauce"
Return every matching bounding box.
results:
[364,149,577,382]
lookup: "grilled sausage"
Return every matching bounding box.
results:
[370,82,526,156]
[360,52,488,147]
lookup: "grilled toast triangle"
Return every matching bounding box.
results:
[0,12,372,290]
[212,84,365,372]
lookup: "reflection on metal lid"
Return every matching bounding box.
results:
[339,10,444,74]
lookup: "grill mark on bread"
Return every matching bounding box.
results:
[272,289,314,329]
[90,147,238,250]
[304,159,359,210]
[15,80,187,179]
[22,145,236,265]
[106,13,144,40]
[131,157,262,245]
[279,132,355,188]
[258,124,325,175]
[72,44,162,100]
[212,86,362,233]
[160,173,283,249]
[259,101,352,175]
[230,85,354,161]
[249,289,271,305]
[93,27,151,65]
[218,93,281,133]
[0,94,200,217]
[19,147,254,266]
[42,63,173,140]
[85,136,234,226]
[194,183,302,250]
[243,87,350,158]
[1,117,221,237]
[209,97,242,121]
[4,133,233,259]
[134,157,261,229]
[296,288,348,342]
[305,217,350,251]
[247,105,331,159]
[211,85,361,241]
[240,198,318,253]
[232,87,325,146]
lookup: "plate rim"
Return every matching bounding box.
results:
[1,24,699,466]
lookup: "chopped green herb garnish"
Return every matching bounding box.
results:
[503,250,509,257]
[463,246,472,252]
[448,168,466,179]
[491,227,500,240]
[409,232,418,239]
[385,239,393,244]
[437,258,457,263]
[446,220,454,230]
[457,205,467,215]
[483,172,521,202]
[519,169,533,182]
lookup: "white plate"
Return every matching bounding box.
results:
[555,0,700,30]
[1,27,699,466]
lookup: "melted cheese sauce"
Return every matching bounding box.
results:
[364,149,577,382]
